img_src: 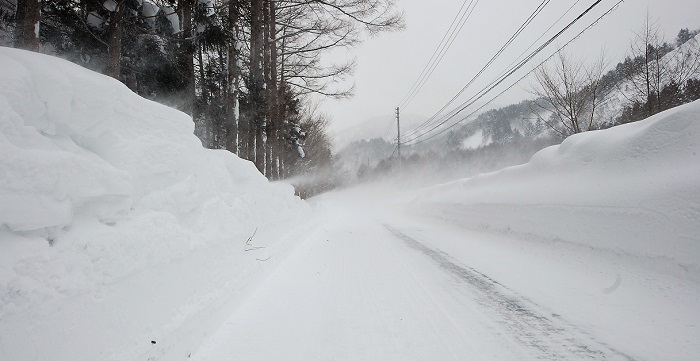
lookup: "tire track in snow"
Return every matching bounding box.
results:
[383,224,636,361]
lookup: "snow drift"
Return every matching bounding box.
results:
[413,100,700,278]
[0,47,308,360]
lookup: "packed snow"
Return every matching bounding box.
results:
[0,47,308,360]
[416,101,700,268]
[1,48,699,361]
[405,101,700,359]
[194,102,699,360]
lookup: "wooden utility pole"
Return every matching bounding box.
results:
[395,107,401,166]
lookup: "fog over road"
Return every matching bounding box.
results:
[193,188,643,361]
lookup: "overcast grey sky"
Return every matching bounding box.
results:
[317,0,700,144]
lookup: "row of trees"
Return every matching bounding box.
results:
[1,0,402,182]
[531,18,700,137]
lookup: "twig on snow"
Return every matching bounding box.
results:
[244,227,265,251]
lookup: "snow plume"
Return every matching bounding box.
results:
[0,48,308,360]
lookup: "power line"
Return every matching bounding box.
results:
[404,0,552,139]
[396,0,476,109]
[403,0,624,147]
[380,116,396,139]
[492,0,583,90]
[398,0,480,112]
[389,144,398,159]
[396,0,480,111]
[402,0,608,144]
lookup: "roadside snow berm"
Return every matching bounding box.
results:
[0,47,307,361]
[416,99,700,271]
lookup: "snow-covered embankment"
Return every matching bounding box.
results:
[415,101,700,273]
[412,101,700,360]
[0,47,308,361]
[407,102,700,359]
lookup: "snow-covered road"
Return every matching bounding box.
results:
[191,189,657,361]
[2,49,697,361]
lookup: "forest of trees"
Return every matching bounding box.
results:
[0,0,402,190]
[531,19,700,134]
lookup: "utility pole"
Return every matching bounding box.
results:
[395,107,401,164]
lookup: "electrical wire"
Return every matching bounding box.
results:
[380,116,397,140]
[404,0,576,141]
[396,0,480,111]
[402,0,607,144]
[492,0,583,91]
[403,0,624,147]
[404,0,552,139]
[396,0,475,109]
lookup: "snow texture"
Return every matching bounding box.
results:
[193,101,699,360]
[1,46,699,361]
[404,101,700,359]
[0,47,308,361]
[416,101,700,269]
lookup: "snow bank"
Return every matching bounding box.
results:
[414,101,700,276]
[0,47,308,360]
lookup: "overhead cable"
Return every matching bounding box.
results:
[404,0,552,139]
[396,0,480,111]
[403,0,624,146]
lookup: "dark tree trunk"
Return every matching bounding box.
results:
[266,0,280,179]
[180,0,196,117]
[226,0,241,154]
[105,1,125,79]
[250,0,266,172]
[263,0,272,177]
[15,0,40,51]
[197,45,210,147]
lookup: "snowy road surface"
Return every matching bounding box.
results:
[2,49,698,361]
[192,188,690,361]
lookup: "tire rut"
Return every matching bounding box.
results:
[383,224,636,361]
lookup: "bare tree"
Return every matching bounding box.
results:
[619,15,669,117]
[275,0,403,98]
[619,15,700,118]
[242,0,403,174]
[531,52,608,137]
